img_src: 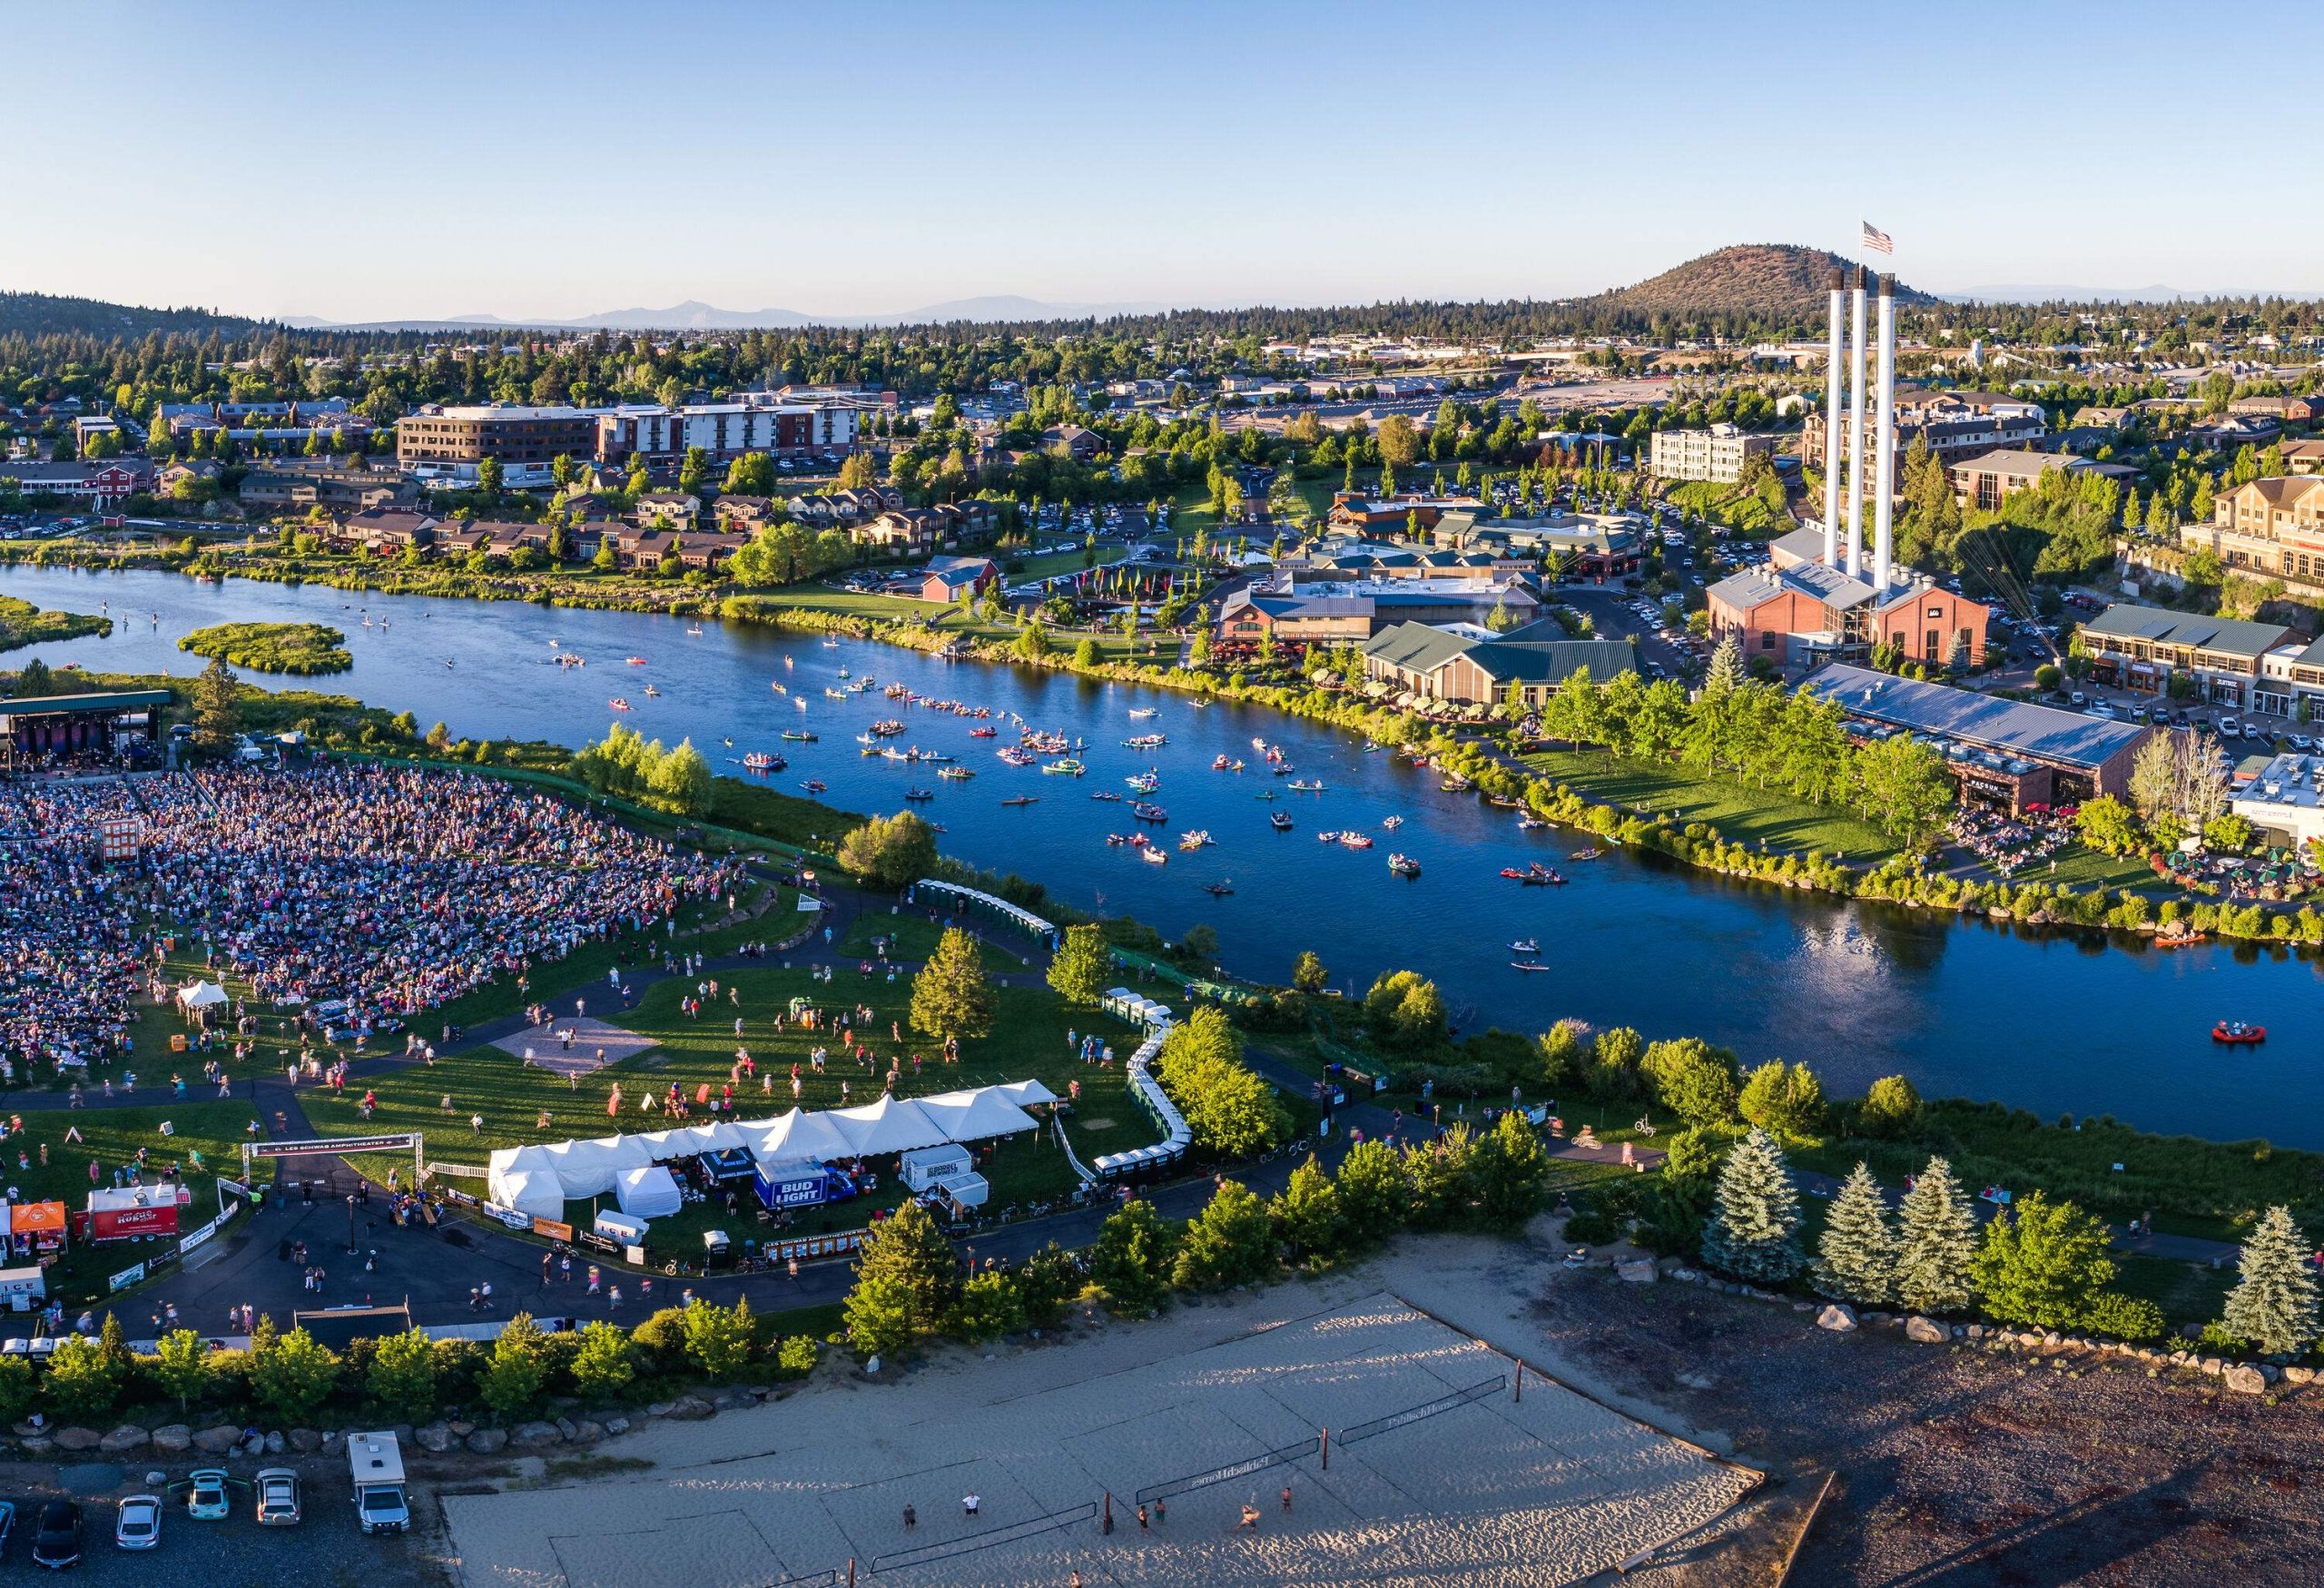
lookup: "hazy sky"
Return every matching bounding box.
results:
[10,0,2319,321]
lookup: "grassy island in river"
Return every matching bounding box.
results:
[177,618,352,674]
[0,593,111,652]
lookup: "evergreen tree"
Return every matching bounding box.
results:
[1699,1126,1802,1283]
[910,927,995,1041]
[1290,950,1328,994]
[1892,1156,1977,1315]
[1046,922,1109,1006]
[2221,1204,2320,1356]
[366,1328,438,1423]
[1088,1198,1177,1317]
[1173,1179,1275,1290]
[1470,1110,1551,1228]
[1703,636,1746,695]
[843,1198,961,1356]
[1813,1163,1898,1306]
[192,653,241,753]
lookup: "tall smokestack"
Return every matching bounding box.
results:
[1823,266,1844,565]
[1846,267,1867,579]
[1873,273,1897,595]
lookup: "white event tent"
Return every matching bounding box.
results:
[485,1080,1054,1216]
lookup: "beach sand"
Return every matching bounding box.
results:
[441,1234,1758,1586]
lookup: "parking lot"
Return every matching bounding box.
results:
[0,1454,434,1585]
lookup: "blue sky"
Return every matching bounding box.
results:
[9,1,2318,321]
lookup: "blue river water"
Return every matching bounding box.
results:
[5,562,2319,1144]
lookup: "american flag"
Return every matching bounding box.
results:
[1860,220,1894,255]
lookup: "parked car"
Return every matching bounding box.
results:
[185,1467,231,1521]
[254,1467,300,1526]
[2069,691,2087,707]
[114,1494,161,1552]
[32,1500,78,1568]
[2222,717,2242,738]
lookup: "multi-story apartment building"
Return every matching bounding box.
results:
[2188,477,2324,590]
[594,399,861,469]
[1647,423,1774,484]
[1802,390,2047,472]
[395,404,598,488]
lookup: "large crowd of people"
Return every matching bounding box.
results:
[1949,802,2075,879]
[0,764,745,1077]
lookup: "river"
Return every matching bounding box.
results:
[5,563,2316,1145]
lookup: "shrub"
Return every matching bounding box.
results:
[570,1321,636,1400]
[774,1336,821,1376]
[682,1298,758,1381]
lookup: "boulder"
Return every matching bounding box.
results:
[1616,1258,1658,1284]
[289,1429,322,1454]
[8,1421,37,1438]
[99,1425,150,1453]
[448,1420,475,1438]
[603,1416,630,1437]
[53,1428,102,1452]
[662,1395,714,1422]
[1669,1267,1699,1283]
[1905,1316,1948,1345]
[2225,1364,2269,1396]
[414,1424,455,1454]
[466,1428,507,1455]
[151,1425,192,1454]
[16,1437,51,1457]
[509,1421,564,1450]
[1965,1325,1985,1340]
[192,1425,242,1454]
[572,1420,605,1445]
[262,1431,287,1455]
[1816,1305,1857,1333]
[553,1416,579,1442]
[2284,1365,2317,1387]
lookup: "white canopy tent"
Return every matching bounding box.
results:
[489,1167,566,1222]
[176,981,230,1019]
[533,1136,652,1200]
[749,1109,854,1165]
[827,1097,950,1157]
[989,1079,1060,1110]
[913,1089,1039,1142]
[614,1165,684,1218]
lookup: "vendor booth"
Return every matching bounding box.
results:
[490,1169,566,1224]
[175,981,231,1027]
[7,1200,67,1262]
[614,1165,684,1218]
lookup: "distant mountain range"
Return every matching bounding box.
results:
[276,294,1194,332]
[1946,283,2221,304]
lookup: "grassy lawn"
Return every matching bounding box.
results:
[334,970,1154,1262]
[2033,846,2171,894]
[838,912,951,962]
[2114,1255,2237,1331]
[731,585,937,623]
[1521,747,1897,859]
[0,1100,255,1306]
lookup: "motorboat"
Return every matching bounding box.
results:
[2212,1021,2267,1044]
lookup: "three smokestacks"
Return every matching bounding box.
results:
[1822,264,1896,596]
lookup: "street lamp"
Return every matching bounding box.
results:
[346,1193,359,1254]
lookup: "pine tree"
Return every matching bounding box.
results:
[1703,636,1745,695]
[1699,1126,1802,1283]
[2221,1204,2320,1356]
[192,654,241,753]
[909,927,995,1041]
[1813,1162,1898,1306]
[842,1198,960,1356]
[1893,1156,1978,1315]
[1173,1179,1274,1290]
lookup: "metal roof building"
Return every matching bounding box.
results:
[1803,664,2152,808]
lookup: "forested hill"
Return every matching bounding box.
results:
[0,291,266,340]
[1587,244,1935,322]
